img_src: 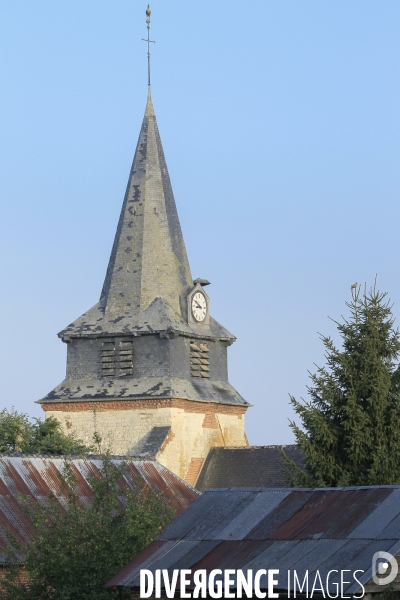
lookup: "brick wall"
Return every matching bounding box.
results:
[0,564,28,587]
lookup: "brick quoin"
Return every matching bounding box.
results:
[185,457,205,485]
[202,413,219,428]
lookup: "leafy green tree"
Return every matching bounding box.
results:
[0,408,31,452]
[287,283,400,487]
[0,408,92,454]
[26,416,91,454]
[2,455,174,599]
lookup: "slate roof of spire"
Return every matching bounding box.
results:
[60,91,233,342]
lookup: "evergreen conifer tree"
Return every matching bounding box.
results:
[288,282,400,486]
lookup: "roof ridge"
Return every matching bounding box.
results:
[0,452,156,460]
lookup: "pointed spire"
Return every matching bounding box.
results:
[145,86,155,117]
[99,92,193,319]
[59,90,236,341]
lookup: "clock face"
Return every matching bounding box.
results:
[192,292,207,322]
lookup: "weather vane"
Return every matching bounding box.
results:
[142,5,155,87]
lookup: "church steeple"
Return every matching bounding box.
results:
[40,8,248,483]
[99,89,192,319]
[59,88,234,341]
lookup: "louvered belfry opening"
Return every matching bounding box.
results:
[101,341,116,378]
[101,340,133,378]
[190,341,210,379]
[118,341,133,376]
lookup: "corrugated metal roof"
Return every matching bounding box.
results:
[0,454,199,563]
[109,485,400,593]
[270,488,393,540]
[217,490,290,540]
[347,488,400,538]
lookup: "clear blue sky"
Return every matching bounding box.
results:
[1,1,400,445]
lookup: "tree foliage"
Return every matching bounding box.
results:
[0,408,91,454]
[287,283,400,487]
[2,455,175,599]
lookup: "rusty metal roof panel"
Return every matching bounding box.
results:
[0,460,42,498]
[227,539,305,590]
[245,490,314,539]
[186,540,273,573]
[0,455,199,564]
[322,487,394,539]
[269,488,391,540]
[126,541,274,588]
[0,495,35,542]
[347,488,400,538]
[318,488,387,538]
[67,457,199,510]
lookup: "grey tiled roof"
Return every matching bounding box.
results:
[195,445,305,490]
[59,297,235,341]
[39,376,247,405]
[128,426,171,458]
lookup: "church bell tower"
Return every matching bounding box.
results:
[38,7,249,485]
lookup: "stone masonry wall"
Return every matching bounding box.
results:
[43,399,247,484]
[158,404,247,484]
[44,403,172,455]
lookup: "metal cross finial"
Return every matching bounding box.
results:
[142,5,155,87]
